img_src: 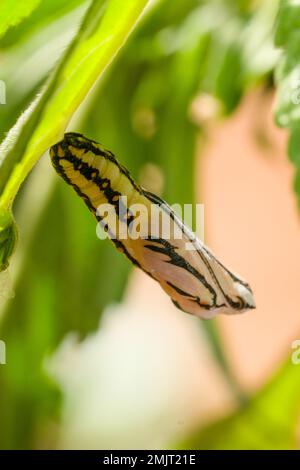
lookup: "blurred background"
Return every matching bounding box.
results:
[1,0,300,450]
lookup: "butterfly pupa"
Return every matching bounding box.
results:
[50,132,255,320]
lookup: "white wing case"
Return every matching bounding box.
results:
[129,191,255,319]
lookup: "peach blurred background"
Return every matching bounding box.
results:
[200,90,300,390]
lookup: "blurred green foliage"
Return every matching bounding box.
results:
[0,0,299,450]
[178,361,300,450]
[275,0,300,208]
[0,0,41,39]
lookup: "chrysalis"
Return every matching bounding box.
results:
[50,133,255,319]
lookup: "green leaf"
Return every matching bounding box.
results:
[274,0,300,47]
[0,0,86,48]
[0,0,41,39]
[0,0,149,267]
[274,0,300,207]
[215,42,244,113]
[0,208,17,271]
[178,360,300,450]
[288,125,300,165]
[274,33,300,128]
